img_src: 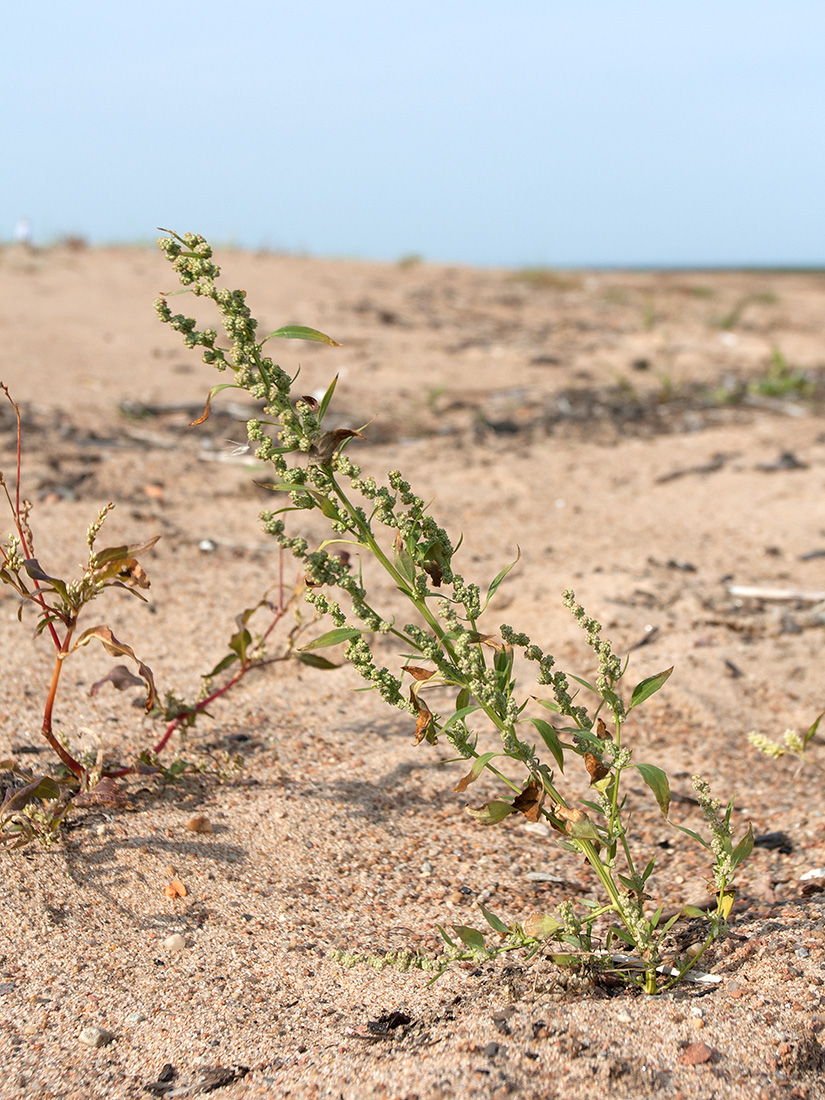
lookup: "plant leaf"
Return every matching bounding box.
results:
[300,627,362,651]
[453,752,500,793]
[629,667,674,710]
[526,717,566,771]
[296,652,341,670]
[72,626,156,711]
[479,904,511,935]
[465,800,516,826]
[452,926,488,953]
[263,325,341,346]
[634,762,671,817]
[480,549,520,612]
[190,383,239,425]
[731,823,754,870]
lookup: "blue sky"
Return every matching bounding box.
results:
[4,1,824,266]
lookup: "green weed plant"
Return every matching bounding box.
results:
[154,231,754,993]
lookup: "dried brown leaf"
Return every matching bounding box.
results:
[410,688,436,745]
[596,717,610,740]
[89,664,145,696]
[584,752,610,784]
[314,429,365,464]
[512,780,545,822]
[402,665,436,682]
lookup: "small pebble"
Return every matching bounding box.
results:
[186,813,212,834]
[523,821,551,838]
[795,947,810,958]
[691,1017,705,1030]
[126,1012,146,1025]
[616,1011,632,1024]
[164,933,186,953]
[78,1026,115,1049]
[420,861,433,876]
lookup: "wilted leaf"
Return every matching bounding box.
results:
[89,664,145,696]
[22,559,68,600]
[453,752,499,793]
[314,429,364,464]
[596,717,610,739]
[465,800,516,826]
[402,665,436,682]
[554,805,600,840]
[466,631,507,653]
[421,560,443,587]
[73,778,128,807]
[72,626,156,712]
[410,688,436,745]
[512,780,545,822]
[522,913,563,940]
[190,382,239,425]
[584,752,610,784]
[300,394,320,411]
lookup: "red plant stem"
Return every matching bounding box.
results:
[41,642,85,779]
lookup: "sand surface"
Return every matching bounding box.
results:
[1,242,825,1099]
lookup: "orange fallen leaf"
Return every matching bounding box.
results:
[164,879,187,899]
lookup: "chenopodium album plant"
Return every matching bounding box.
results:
[156,231,753,993]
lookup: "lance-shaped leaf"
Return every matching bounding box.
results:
[465,800,515,826]
[479,904,511,935]
[453,752,500,793]
[634,762,671,817]
[480,548,521,613]
[296,653,341,670]
[263,325,341,346]
[629,667,674,710]
[71,626,156,712]
[392,532,416,587]
[402,665,436,682]
[527,718,565,771]
[190,383,240,425]
[300,626,362,651]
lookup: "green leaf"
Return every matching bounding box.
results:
[318,374,339,422]
[803,711,824,749]
[527,717,565,771]
[300,627,362,651]
[534,697,561,714]
[296,652,341,670]
[480,549,520,612]
[634,762,671,817]
[456,687,471,710]
[453,752,500,792]
[204,652,239,679]
[568,673,597,693]
[436,924,457,948]
[629,667,674,710]
[452,926,488,953]
[441,704,481,730]
[465,800,515,826]
[681,904,709,919]
[670,821,711,850]
[730,823,754,870]
[263,325,341,346]
[479,904,511,936]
